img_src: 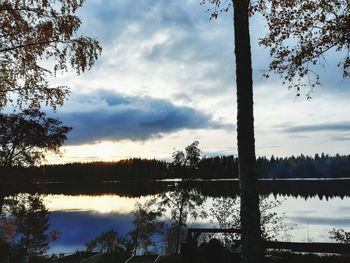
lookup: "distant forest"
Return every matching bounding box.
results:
[4,153,350,183]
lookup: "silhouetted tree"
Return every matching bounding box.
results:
[0,110,71,167]
[329,228,350,243]
[184,141,201,169]
[0,194,60,259]
[172,150,186,168]
[171,141,202,177]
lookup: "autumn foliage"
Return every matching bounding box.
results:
[0,0,102,110]
[255,0,350,96]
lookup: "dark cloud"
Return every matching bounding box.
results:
[282,123,350,133]
[56,91,233,145]
[288,216,350,226]
[332,134,350,141]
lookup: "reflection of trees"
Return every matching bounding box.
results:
[4,179,350,200]
[156,184,207,254]
[209,197,240,246]
[209,196,290,246]
[129,202,164,255]
[261,180,350,200]
[4,179,350,201]
[86,229,132,256]
[0,194,59,261]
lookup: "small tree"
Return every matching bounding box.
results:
[329,228,350,243]
[184,141,201,169]
[172,150,186,168]
[129,202,164,255]
[209,197,240,246]
[171,141,202,177]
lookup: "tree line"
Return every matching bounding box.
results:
[3,152,350,183]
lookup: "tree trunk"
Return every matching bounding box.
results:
[233,0,263,262]
[134,221,139,256]
[175,197,185,254]
[0,167,7,217]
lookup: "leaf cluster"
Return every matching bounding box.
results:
[171,141,202,170]
[200,0,232,20]
[329,228,350,243]
[0,0,102,110]
[255,0,350,96]
[0,109,71,167]
[201,0,349,96]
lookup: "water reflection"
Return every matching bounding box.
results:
[43,194,147,213]
[49,210,134,253]
[40,192,350,254]
[270,195,350,243]
[0,194,59,261]
[5,178,350,200]
[3,179,350,255]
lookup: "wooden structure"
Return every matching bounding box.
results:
[125,254,161,263]
[181,228,350,263]
[264,241,350,254]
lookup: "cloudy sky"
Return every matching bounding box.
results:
[46,0,350,163]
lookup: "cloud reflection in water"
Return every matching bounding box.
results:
[49,210,134,254]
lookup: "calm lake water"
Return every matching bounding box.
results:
[41,179,350,254]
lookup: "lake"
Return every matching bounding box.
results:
[37,179,350,255]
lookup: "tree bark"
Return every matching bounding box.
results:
[175,197,185,254]
[233,0,263,262]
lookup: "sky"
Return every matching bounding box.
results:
[46,0,350,164]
